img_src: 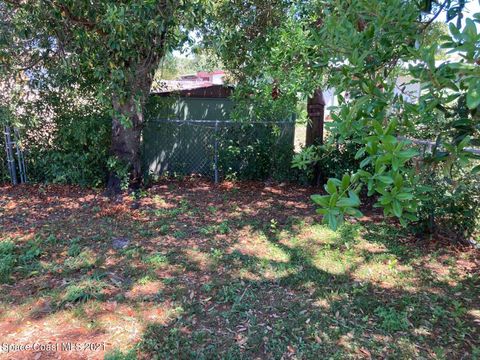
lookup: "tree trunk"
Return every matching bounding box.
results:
[104,53,163,195]
[107,96,144,194]
[306,89,325,186]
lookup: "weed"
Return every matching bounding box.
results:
[199,221,230,236]
[144,253,169,268]
[19,240,42,265]
[173,230,187,239]
[62,279,107,303]
[67,238,82,257]
[158,224,170,235]
[0,240,16,283]
[210,248,224,262]
[374,306,410,332]
[207,206,218,214]
[104,348,138,360]
[64,249,97,271]
[45,234,58,245]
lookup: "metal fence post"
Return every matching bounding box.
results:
[13,128,27,183]
[214,120,219,184]
[4,126,18,185]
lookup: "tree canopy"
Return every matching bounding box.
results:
[1,0,208,191]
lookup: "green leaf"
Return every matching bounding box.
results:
[403,213,418,221]
[392,157,400,171]
[398,148,418,159]
[394,173,403,188]
[355,147,365,160]
[311,194,330,207]
[348,190,360,206]
[466,85,480,109]
[379,195,392,205]
[449,22,460,37]
[396,192,413,201]
[378,175,394,184]
[326,179,338,195]
[360,157,371,168]
[337,197,357,208]
[392,200,403,218]
[325,212,338,231]
[382,135,397,144]
[345,208,363,217]
[341,174,350,190]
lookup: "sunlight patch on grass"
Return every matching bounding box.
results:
[296,224,338,245]
[64,248,98,271]
[126,281,164,301]
[312,249,361,275]
[353,261,405,285]
[62,278,109,303]
[143,252,169,269]
[184,248,215,270]
[233,231,291,263]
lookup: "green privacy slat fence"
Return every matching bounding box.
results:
[142,119,296,182]
[143,96,296,182]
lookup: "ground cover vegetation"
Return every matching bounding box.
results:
[0,180,478,359]
[0,1,479,358]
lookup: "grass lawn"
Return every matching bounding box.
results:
[0,179,478,359]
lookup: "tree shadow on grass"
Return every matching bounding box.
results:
[135,219,479,359]
[1,181,478,359]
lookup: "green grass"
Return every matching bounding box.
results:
[0,182,478,359]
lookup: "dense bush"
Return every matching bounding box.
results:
[22,93,111,187]
[292,135,363,184]
[25,105,111,186]
[218,122,295,181]
[1,86,111,187]
[415,166,480,241]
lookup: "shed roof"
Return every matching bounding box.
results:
[151,84,233,98]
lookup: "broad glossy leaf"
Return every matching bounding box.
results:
[378,175,394,184]
[311,194,330,207]
[392,200,403,218]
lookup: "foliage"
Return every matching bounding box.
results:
[0,240,16,284]
[374,306,410,332]
[311,174,362,230]
[218,122,296,181]
[415,169,480,240]
[1,0,209,188]
[211,0,478,238]
[317,16,480,235]
[292,136,363,183]
[21,89,111,187]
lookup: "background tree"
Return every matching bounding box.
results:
[1,0,207,192]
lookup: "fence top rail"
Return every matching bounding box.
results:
[148,118,296,125]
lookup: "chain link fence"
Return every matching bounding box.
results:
[143,119,296,182]
[0,131,9,184]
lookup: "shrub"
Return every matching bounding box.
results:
[292,137,363,184]
[218,122,296,181]
[415,169,480,241]
[25,111,110,187]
